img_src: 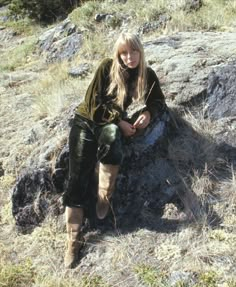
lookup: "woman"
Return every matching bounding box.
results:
[63,32,167,268]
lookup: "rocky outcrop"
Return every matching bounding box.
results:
[144,32,236,107]
[138,15,171,35]
[144,32,236,164]
[37,19,82,62]
[183,0,202,12]
[207,63,236,120]
[12,111,179,232]
[206,63,236,162]
[12,168,57,232]
[8,30,236,232]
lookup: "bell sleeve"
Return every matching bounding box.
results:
[144,67,167,119]
[85,58,122,125]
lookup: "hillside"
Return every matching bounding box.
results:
[0,0,236,286]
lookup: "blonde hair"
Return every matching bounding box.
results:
[107,32,147,108]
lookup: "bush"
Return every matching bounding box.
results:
[0,0,10,7]
[9,0,80,23]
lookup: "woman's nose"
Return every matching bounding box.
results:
[127,52,132,58]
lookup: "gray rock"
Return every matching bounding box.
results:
[207,63,236,120]
[12,110,182,231]
[144,32,236,107]
[138,14,171,34]
[11,168,58,232]
[184,0,202,12]
[38,19,82,62]
[68,63,91,78]
[11,107,207,232]
[95,13,114,22]
[210,117,236,164]
[168,0,202,12]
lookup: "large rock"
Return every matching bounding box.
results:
[11,168,59,232]
[183,0,202,12]
[205,63,236,163]
[144,32,236,107]
[37,19,82,62]
[12,110,198,232]
[207,63,236,120]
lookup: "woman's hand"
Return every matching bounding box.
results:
[118,120,136,137]
[133,111,151,129]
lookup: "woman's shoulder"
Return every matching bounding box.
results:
[146,65,156,75]
[98,58,113,70]
[146,65,159,81]
[93,58,113,77]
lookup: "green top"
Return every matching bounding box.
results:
[76,58,166,125]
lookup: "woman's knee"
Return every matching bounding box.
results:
[98,124,121,145]
[98,124,123,165]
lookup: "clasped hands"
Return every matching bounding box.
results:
[118,111,151,137]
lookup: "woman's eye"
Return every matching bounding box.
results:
[120,49,139,56]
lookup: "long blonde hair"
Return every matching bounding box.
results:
[107,33,147,108]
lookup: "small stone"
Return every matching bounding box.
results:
[68,63,91,78]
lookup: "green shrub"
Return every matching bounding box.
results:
[69,0,100,28]
[0,0,10,7]
[9,0,80,23]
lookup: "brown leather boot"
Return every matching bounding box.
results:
[96,164,119,220]
[64,207,84,269]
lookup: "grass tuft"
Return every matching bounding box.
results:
[0,259,36,287]
[0,36,37,72]
[134,264,167,286]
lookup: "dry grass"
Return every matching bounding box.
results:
[69,0,236,37]
[165,0,236,33]
[0,36,37,72]
[0,201,236,286]
[216,167,236,230]
[2,17,43,36]
[78,29,112,60]
[23,61,92,119]
[168,109,220,177]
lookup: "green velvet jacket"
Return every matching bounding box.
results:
[76,58,166,125]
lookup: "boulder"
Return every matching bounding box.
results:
[207,63,236,120]
[12,109,197,232]
[183,0,202,12]
[205,63,236,164]
[11,168,59,232]
[37,19,82,62]
[144,32,236,107]
[138,15,171,35]
[68,63,91,78]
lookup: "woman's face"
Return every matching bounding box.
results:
[119,43,140,69]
